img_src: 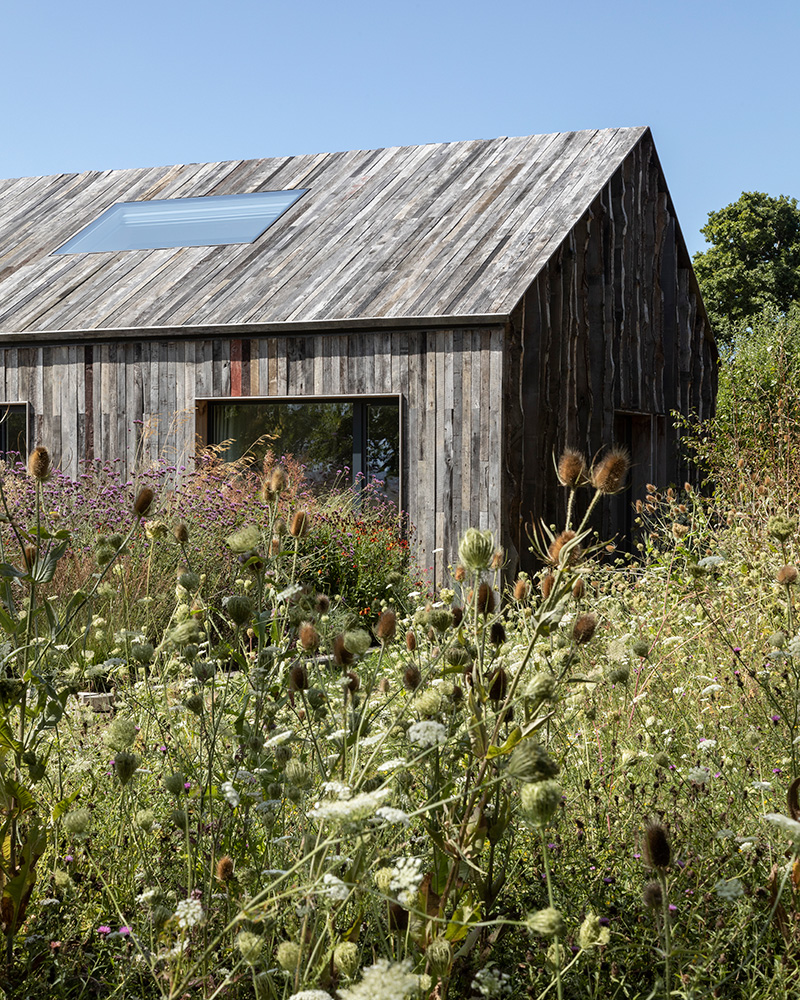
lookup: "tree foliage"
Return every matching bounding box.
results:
[693,191,800,343]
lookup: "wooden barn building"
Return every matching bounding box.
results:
[0,127,716,580]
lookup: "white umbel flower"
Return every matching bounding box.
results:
[174,897,204,929]
[764,813,800,846]
[407,720,447,748]
[338,958,418,1000]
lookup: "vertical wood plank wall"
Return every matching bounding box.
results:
[507,140,717,566]
[0,326,506,586]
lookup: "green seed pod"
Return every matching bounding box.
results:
[285,759,312,789]
[343,629,371,657]
[114,750,140,786]
[507,741,559,782]
[526,906,565,937]
[135,809,155,832]
[520,779,562,827]
[236,930,263,966]
[333,941,360,979]
[445,646,472,667]
[276,940,302,972]
[631,639,650,658]
[104,717,137,752]
[170,809,189,831]
[426,937,452,977]
[131,642,154,664]
[169,618,203,647]
[164,772,186,796]
[224,595,253,626]
[458,528,495,573]
[428,609,453,633]
[178,571,200,592]
[192,659,215,683]
[63,808,91,836]
[184,694,204,715]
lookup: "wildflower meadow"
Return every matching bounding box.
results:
[2,401,800,1000]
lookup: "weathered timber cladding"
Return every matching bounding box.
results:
[506,135,716,566]
[1,327,505,583]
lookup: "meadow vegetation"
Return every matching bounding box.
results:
[2,330,800,999]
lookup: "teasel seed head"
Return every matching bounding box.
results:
[490,621,507,646]
[378,677,391,694]
[778,565,799,586]
[556,447,587,488]
[514,577,531,601]
[540,573,555,598]
[376,609,397,642]
[216,855,235,883]
[173,521,189,544]
[403,663,422,690]
[134,487,155,518]
[548,530,581,567]
[23,545,37,571]
[454,565,466,583]
[488,667,508,702]
[406,630,417,652]
[298,622,319,652]
[344,670,360,696]
[491,549,505,571]
[333,634,353,667]
[573,612,598,644]
[315,592,330,615]
[642,880,663,909]
[290,663,309,691]
[289,511,310,537]
[27,446,51,482]
[269,466,287,494]
[590,447,631,495]
[572,578,585,600]
[477,582,495,616]
[451,606,464,627]
[643,821,671,870]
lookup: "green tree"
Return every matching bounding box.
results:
[693,191,800,343]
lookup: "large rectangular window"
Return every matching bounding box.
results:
[0,403,28,459]
[203,396,401,505]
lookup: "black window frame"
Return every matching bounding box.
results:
[0,402,29,460]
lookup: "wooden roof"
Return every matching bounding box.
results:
[0,127,648,338]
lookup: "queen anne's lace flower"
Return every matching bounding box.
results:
[288,991,335,1000]
[714,878,745,901]
[321,874,350,901]
[311,788,391,824]
[407,720,447,747]
[764,812,800,846]
[174,897,204,929]
[338,958,418,1000]
[375,807,410,827]
[389,856,424,905]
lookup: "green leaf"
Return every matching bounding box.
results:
[0,606,19,636]
[0,563,26,580]
[486,726,523,759]
[31,540,69,584]
[52,790,80,823]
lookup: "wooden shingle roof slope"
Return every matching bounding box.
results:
[0,127,655,338]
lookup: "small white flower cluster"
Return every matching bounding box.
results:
[375,806,410,827]
[174,897,204,929]
[472,963,512,997]
[714,878,745,901]
[787,634,800,659]
[338,958,418,1000]
[686,767,710,784]
[220,781,240,807]
[321,873,351,901]
[288,991,335,1000]
[311,788,391,824]
[764,812,800,846]
[389,856,424,906]
[407,720,447,748]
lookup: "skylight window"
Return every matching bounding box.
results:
[53,190,306,254]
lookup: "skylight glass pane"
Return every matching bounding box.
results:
[53,190,306,254]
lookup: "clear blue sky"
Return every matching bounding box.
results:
[3,0,797,257]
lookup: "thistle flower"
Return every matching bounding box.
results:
[643,821,671,869]
[376,610,397,642]
[289,511,310,537]
[344,670,360,696]
[133,487,155,517]
[315,592,330,614]
[216,855,235,883]
[590,447,630,495]
[573,612,598,644]
[454,565,466,583]
[556,448,587,488]
[572,578,585,599]
[458,528,495,573]
[27,446,51,481]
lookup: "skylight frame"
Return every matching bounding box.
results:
[52,189,307,255]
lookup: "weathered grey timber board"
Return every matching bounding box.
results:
[0,129,651,334]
